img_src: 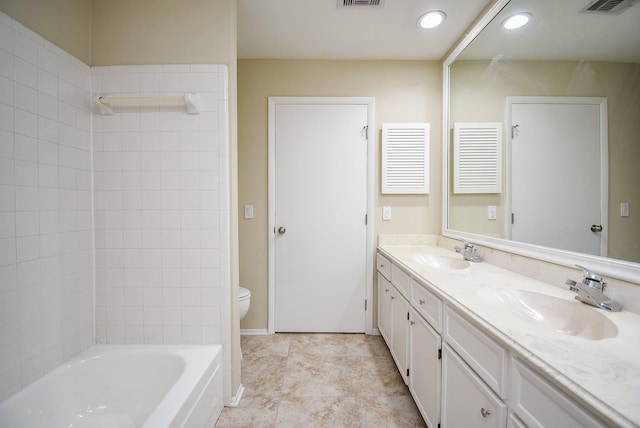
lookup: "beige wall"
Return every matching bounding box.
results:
[238,59,442,331]
[449,60,640,262]
[91,0,233,65]
[0,0,92,64]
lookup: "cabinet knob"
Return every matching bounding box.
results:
[480,408,491,418]
[419,299,425,305]
[410,320,416,325]
[385,288,389,292]
[391,296,395,300]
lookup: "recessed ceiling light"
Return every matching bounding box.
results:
[418,10,446,29]
[502,12,532,30]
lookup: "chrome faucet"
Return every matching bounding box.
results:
[454,241,482,263]
[566,265,621,312]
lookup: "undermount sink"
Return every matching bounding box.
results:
[478,289,618,340]
[411,253,470,270]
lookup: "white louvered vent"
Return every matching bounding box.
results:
[382,123,429,194]
[338,0,385,8]
[454,122,502,194]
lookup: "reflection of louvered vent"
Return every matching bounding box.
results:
[382,123,429,194]
[338,0,385,8]
[581,0,639,14]
[454,122,502,194]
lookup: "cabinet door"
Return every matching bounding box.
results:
[442,345,507,428]
[511,358,606,427]
[390,287,409,384]
[377,273,392,344]
[409,307,441,428]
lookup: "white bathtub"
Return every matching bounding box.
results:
[0,345,223,428]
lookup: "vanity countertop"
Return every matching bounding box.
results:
[378,243,640,428]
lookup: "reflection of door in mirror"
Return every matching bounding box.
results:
[507,97,607,257]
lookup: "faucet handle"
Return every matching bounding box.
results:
[576,264,603,282]
[575,264,606,290]
[462,240,474,249]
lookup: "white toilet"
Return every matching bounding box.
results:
[239,287,251,320]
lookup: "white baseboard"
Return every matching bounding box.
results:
[240,328,270,335]
[227,384,245,408]
[241,328,379,336]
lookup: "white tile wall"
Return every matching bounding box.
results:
[91,65,230,352]
[0,12,93,401]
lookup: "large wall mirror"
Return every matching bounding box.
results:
[443,0,640,282]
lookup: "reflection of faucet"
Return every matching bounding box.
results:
[454,241,482,263]
[566,265,621,312]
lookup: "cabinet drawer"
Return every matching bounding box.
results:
[444,306,508,398]
[410,279,442,333]
[376,253,391,280]
[390,263,410,299]
[442,344,507,428]
[511,358,606,427]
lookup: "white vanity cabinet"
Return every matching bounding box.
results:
[390,286,409,384]
[377,253,409,384]
[409,306,441,428]
[377,272,392,343]
[442,344,507,428]
[377,248,622,428]
[510,358,607,427]
[442,306,508,428]
[443,307,508,398]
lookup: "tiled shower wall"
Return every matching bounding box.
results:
[91,65,230,353]
[0,13,94,400]
[0,10,232,402]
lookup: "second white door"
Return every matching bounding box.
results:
[273,101,369,332]
[509,97,607,256]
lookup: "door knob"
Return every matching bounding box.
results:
[278,227,287,235]
[590,224,603,232]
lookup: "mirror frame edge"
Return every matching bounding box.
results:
[441,0,640,284]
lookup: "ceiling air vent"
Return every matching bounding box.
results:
[581,0,640,14]
[338,0,386,8]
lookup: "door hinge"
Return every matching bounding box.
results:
[511,124,519,139]
[438,424,441,428]
[438,348,442,360]
[362,125,369,140]
[407,312,410,321]
[511,212,515,224]
[364,299,367,311]
[406,368,409,377]
[365,214,368,225]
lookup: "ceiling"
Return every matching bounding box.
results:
[237,0,640,63]
[237,0,493,60]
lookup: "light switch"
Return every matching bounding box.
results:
[382,206,392,221]
[621,203,629,217]
[488,205,497,220]
[244,204,254,219]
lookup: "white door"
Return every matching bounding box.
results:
[509,97,607,256]
[272,102,368,332]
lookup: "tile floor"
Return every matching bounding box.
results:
[214,333,427,428]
